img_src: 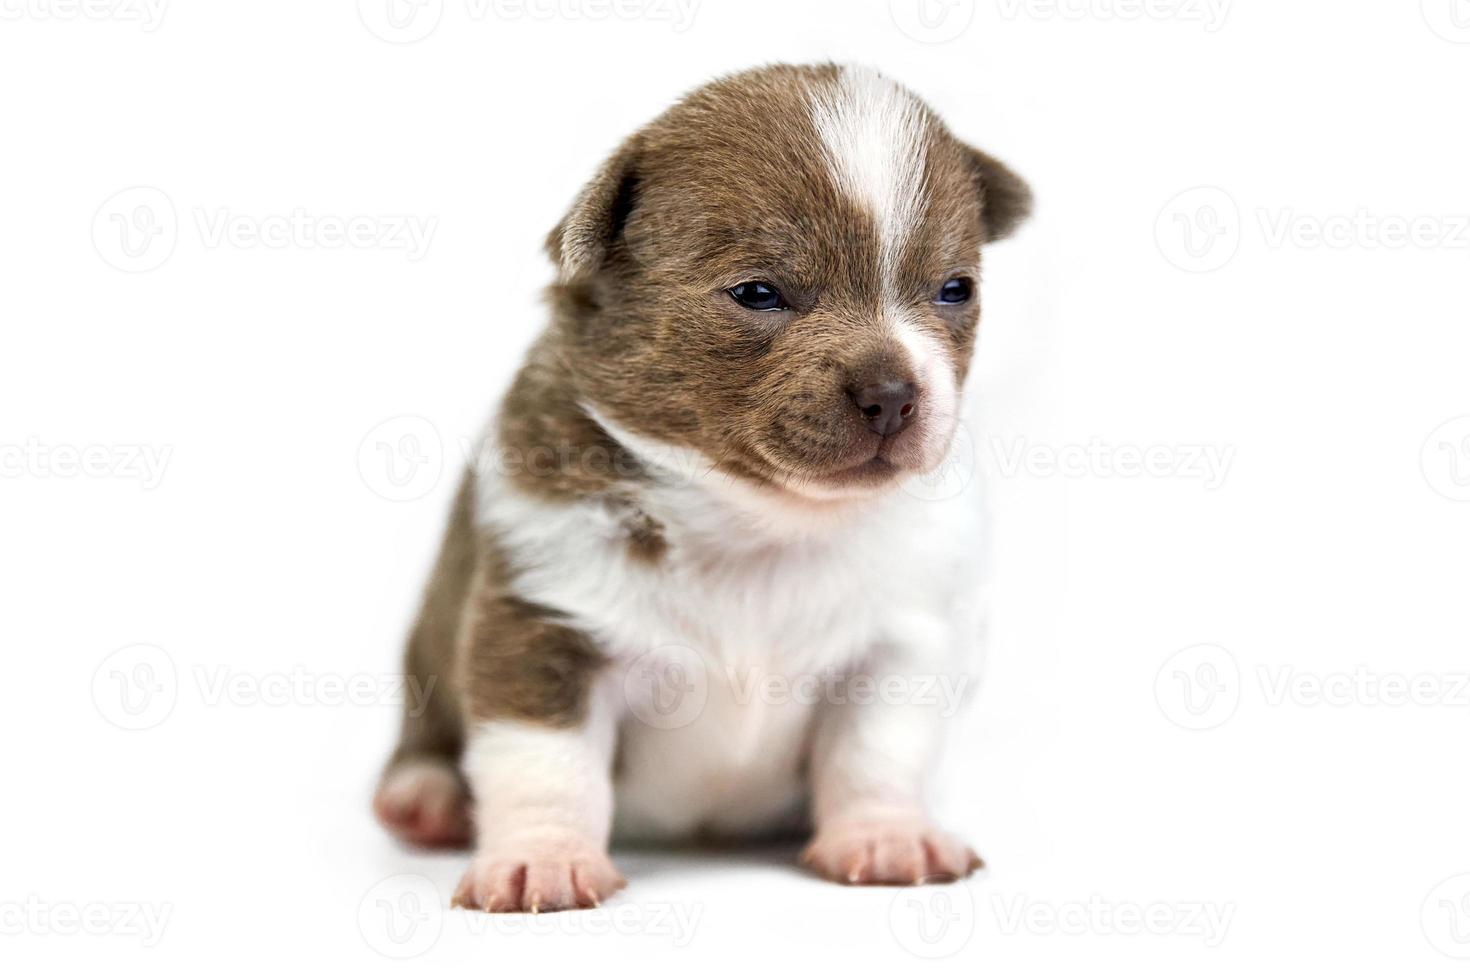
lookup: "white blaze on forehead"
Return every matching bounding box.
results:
[810,65,931,292]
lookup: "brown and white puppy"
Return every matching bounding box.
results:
[374,63,1030,913]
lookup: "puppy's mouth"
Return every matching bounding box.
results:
[759,422,949,498]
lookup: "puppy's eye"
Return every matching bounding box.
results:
[935,277,974,306]
[729,281,788,312]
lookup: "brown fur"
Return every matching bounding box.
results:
[379,64,1030,802]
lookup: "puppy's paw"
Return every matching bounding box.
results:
[801,819,982,885]
[373,759,473,850]
[452,837,625,913]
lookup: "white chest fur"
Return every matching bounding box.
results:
[474,433,984,839]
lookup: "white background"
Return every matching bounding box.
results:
[3,0,1469,975]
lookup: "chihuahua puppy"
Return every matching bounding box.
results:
[374,63,1030,913]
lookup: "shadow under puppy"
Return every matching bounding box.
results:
[374,63,1031,913]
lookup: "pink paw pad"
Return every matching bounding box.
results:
[801,820,983,885]
[373,761,473,850]
[452,839,626,914]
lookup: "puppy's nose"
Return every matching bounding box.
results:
[849,380,919,436]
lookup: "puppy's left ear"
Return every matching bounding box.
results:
[545,138,641,282]
[966,146,1033,243]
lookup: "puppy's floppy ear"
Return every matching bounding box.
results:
[545,138,641,281]
[965,146,1032,243]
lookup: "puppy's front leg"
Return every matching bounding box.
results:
[802,642,980,886]
[451,578,625,913]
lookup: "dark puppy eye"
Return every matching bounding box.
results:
[935,277,974,306]
[729,281,788,311]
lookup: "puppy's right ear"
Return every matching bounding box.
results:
[545,139,641,282]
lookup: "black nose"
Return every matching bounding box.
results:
[849,380,919,436]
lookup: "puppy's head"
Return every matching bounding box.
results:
[547,64,1030,500]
